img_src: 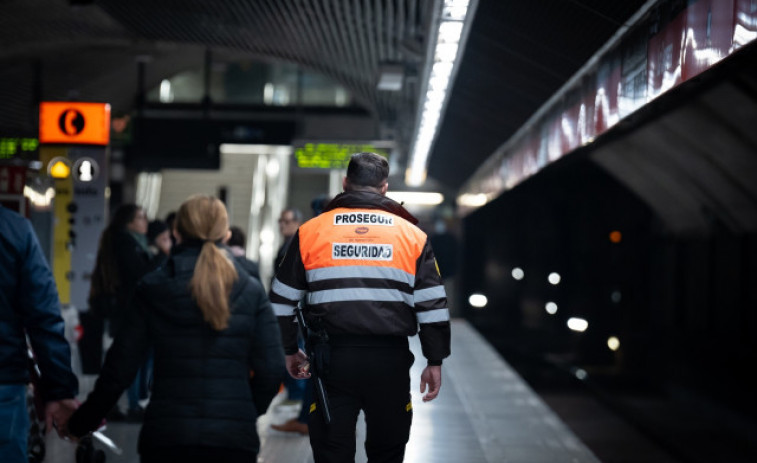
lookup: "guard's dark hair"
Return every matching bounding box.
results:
[228,225,246,248]
[90,204,142,298]
[345,152,389,189]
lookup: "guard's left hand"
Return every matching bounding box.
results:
[285,349,311,380]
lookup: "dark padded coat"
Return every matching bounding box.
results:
[68,243,285,455]
[0,206,78,400]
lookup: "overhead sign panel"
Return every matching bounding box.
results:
[39,102,111,146]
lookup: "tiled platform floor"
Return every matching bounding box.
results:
[59,319,599,463]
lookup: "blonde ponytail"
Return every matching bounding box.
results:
[176,195,238,330]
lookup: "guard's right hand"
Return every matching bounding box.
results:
[286,349,312,380]
[420,365,442,402]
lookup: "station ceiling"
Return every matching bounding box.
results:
[0,0,649,190]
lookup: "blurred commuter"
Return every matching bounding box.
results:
[273,207,306,405]
[67,195,285,462]
[271,152,451,462]
[164,211,177,248]
[89,204,152,337]
[274,207,303,271]
[226,225,260,280]
[147,220,172,258]
[0,205,78,463]
[89,203,154,420]
[270,195,330,436]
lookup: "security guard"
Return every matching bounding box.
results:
[271,152,451,462]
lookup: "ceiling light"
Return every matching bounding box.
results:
[377,64,404,91]
[406,0,478,186]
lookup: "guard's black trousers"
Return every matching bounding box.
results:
[308,336,415,463]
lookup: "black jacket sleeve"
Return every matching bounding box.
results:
[247,278,286,415]
[18,219,79,402]
[68,287,151,437]
[269,231,307,355]
[413,239,451,365]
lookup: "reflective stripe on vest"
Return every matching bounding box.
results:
[305,265,415,287]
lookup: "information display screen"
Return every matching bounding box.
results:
[294,142,390,169]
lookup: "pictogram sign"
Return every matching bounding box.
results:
[39,102,111,145]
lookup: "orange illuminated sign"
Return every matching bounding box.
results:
[39,102,111,146]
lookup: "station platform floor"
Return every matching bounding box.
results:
[65,319,601,463]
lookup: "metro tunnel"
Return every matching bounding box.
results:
[1,0,756,462]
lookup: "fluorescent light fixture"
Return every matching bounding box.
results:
[406,0,478,186]
[386,191,443,206]
[567,317,588,332]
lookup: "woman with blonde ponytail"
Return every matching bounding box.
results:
[67,195,285,463]
[175,195,238,330]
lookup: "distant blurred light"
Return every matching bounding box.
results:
[263,83,274,105]
[24,186,55,208]
[545,302,558,315]
[468,293,487,308]
[159,79,173,103]
[567,317,588,332]
[457,193,488,207]
[607,336,620,351]
[573,368,588,380]
[548,272,561,285]
[385,191,443,206]
[511,267,524,280]
[260,228,274,244]
[266,158,280,177]
[609,230,622,243]
[611,291,622,303]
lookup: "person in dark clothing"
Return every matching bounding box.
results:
[0,205,79,463]
[89,204,152,337]
[274,207,303,272]
[226,225,260,280]
[147,219,172,259]
[89,204,154,420]
[66,195,285,462]
[270,195,330,436]
[164,211,177,248]
[271,153,451,463]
